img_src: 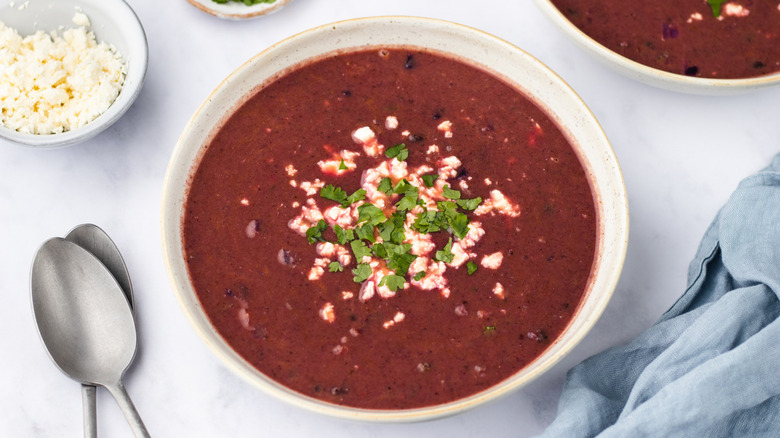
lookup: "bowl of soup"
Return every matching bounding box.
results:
[534,0,780,94]
[162,16,628,421]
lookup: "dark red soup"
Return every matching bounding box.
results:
[183,48,597,410]
[551,0,780,79]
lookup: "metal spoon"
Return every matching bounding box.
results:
[66,224,135,438]
[31,238,150,438]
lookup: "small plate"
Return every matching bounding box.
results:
[186,0,291,20]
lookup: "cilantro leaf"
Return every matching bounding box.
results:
[329,261,344,272]
[413,271,426,281]
[338,160,348,170]
[483,325,497,335]
[377,177,393,195]
[334,225,354,245]
[385,143,409,161]
[345,188,367,206]
[357,203,387,226]
[457,197,482,211]
[354,222,376,242]
[379,274,406,292]
[435,237,455,263]
[350,239,372,260]
[320,184,348,204]
[305,220,328,244]
[443,185,461,200]
[392,179,415,196]
[450,213,470,240]
[421,174,439,188]
[467,261,478,275]
[707,0,727,17]
[396,193,419,212]
[352,263,372,283]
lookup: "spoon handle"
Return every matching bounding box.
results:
[81,384,97,438]
[104,381,150,438]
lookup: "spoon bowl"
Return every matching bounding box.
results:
[31,237,149,437]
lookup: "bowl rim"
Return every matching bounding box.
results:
[185,0,291,20]
[532,0,780,94]
[0,0,149,148]
[161,15,629,422]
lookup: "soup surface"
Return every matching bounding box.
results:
[183,48,596,409]
[550,0,780,79]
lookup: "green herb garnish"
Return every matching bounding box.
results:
[377,177,393,195]
[442,185,461,200]
[379,274,406,292]
[357,203,387,226]
[435,237,455,263]
[707,0,728,17]
[385,143,409,161]
[467,261,478,275]
[484,325,497,335]
[457,197,483,211]
[352,263,372,283]
[421,174,439,188]
[329,261,343,272]
[305,220,328,244]
[321,184,365,208]
[338,160,348,170]
[413,271,426,281]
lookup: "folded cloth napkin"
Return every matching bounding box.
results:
[535,154,780,437]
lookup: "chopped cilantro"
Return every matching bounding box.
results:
[467,261,478,275]
[354,222,376,242]
[435,237,455,263]
[377,177,393,195]
[345,188,366,206]
[483,325,497,335]
[334,225,354,245]
[707,0,727,17]
[421,174,438,188]
[385,143,409,161]
[352,263,372,283]
[321,184,364,207]
[377,221,396,243]
[396,192,419,212]
[329,261,343,272]
[413,271,426,281]
[338,160,348,170]
[392,179,415,196]
[457,197,482,211]
[305,220,328,244]
[357,203,387,226]
[320,184,348,205]
[379,274,406,292]
[412,210,443,234]
[442,185,461,200]
[350,239,372,260]
[450,213,470,240]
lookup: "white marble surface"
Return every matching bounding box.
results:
[2,1,779,436]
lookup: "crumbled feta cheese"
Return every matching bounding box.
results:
[319,302,336,323]
[493,282,506,299]
[0,18,126,134]
[285,164,298,176]
[385,115,398,130]
[352,126,384,157]
[299,179,325,196]
[481,252,503,269]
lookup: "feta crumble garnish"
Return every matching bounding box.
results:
[0,15,126,135]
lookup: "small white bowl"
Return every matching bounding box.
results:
[162,16,629,422]
[0,0,148,148]
[186,0,291,20]
[533,0,780,95]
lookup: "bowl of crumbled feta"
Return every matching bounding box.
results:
[0,0,148,147]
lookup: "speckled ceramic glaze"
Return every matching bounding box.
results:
[533,0,780,95]
[0,0,148,148]
[162,16,629,422]
[186,0,291,20]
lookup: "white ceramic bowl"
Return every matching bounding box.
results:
[533,0,780,95]
[162,16,629,422]
[0,0,148,147]
[186,0,291,20]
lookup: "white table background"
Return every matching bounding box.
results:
[2,0,779,436]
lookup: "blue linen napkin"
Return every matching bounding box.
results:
[535,154,780,437]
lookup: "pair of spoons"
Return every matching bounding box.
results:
[31,224,150,437]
